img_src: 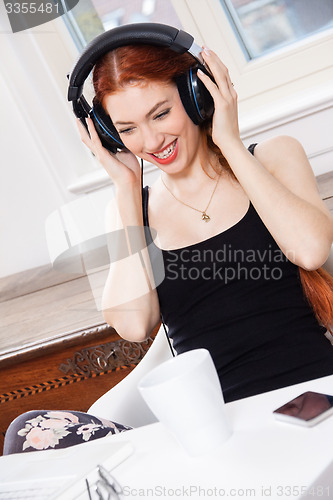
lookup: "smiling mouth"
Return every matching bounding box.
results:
[151,140,177,160]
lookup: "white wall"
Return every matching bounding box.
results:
[0,7,96,278]
[0,72,65,276]
[240,90,333,177]
[0,7,332,279]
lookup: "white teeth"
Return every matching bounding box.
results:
[153,140,176,159]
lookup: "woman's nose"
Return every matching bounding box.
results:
[142,128,165,153]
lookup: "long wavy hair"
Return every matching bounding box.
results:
[93,44,333,333]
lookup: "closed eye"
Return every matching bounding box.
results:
[154,109,171,120]
[118,127,135,135]
[118,108,171,134]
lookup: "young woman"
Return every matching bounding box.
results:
[83,43,333,403]
[4,34,333,455]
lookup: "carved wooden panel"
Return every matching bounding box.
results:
[58,338,153,376]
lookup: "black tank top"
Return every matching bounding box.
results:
[142,145,333,402]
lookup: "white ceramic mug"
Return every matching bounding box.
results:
[138,348,232,456]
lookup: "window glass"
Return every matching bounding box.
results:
[220,0,333,59]
[62,0,182,49]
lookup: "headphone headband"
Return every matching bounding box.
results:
[68,23,200,102]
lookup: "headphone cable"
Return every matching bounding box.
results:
[140,158,175,358]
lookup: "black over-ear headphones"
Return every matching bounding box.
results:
[67,23,214,153]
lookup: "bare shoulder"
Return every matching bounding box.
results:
[252,135,308,176]
[253,135,315,184]
[252,135,330,214]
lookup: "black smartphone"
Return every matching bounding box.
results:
[273,391,333,427]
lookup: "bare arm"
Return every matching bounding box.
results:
[78,118,161,341]
[101,187,161,341]
[222,136,333,270]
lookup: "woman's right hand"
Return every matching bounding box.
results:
[77,117,141,188]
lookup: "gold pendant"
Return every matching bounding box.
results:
[202,212,210,222]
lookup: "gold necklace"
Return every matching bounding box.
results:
[161,173,221,222]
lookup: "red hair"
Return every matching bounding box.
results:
[299,267,333,334]
[93,44,333,334]
[93,45,196,105]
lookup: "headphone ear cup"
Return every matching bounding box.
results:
[176,65,214,125]
[89,101,125,153]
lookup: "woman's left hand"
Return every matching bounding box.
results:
[198,48,241,153]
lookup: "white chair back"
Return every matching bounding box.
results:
[88,325,174,428]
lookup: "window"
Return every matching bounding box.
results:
[62,0,182,49]
[172,0,333,113]
[220,0,333,59]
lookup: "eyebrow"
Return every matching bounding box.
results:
[114,100,169,126]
